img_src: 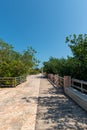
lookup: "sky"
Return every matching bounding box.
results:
[0,0,87,67]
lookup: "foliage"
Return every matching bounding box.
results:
[43,57,67,76]
[0,40,39,77]
[66,34,87,80]
[43,34,87,80]
[29,68,41,74]
[66,34,87,61]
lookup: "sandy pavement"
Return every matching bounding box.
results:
[35,77,87,130]
[0,74,41,130]
[0,74,87,130]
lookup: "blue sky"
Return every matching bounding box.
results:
[0,0,87,67]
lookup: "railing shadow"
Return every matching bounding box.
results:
[36,86,87,130]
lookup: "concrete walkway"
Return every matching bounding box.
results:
[0,74,87,130]
[0,74,41,130]
[35,76,87,130]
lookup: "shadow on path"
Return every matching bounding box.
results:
[35,78,87,130]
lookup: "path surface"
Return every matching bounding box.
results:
[35,77,87,130]
[0,74,87,130]
[0,74,41,130]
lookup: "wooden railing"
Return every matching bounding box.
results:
[47,74,64,87]
[0,75,26,87]
[59,76,64,87]
[47,73,87,93]
[46,73,87,111]
[72,78,87,93]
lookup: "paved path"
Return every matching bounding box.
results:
[0,74,87,130]
[35,77,87,130]
[0,74,41,130]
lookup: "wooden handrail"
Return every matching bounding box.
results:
[72,78,87,93]
[0,75,26,87]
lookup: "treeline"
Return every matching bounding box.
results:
[0,40,40,77]
[43,34,87,81]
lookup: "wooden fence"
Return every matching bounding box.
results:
[46,74,87,111]
[47,74,64,87]
[0,75,26,87]
[72,78,87,93]
[47,74,87,93]
[59,76,64,87]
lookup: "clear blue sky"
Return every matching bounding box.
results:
[0,0,87,67]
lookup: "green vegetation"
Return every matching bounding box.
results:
[0,40,40,77]
[29,68,41,74]
[43,34,87,81]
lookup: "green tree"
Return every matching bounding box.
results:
[22,47,40,74]
[43,57,67,76]
[66,34,87,80]
[0,40,39,77]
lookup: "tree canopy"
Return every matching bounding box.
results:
[0,40,39,77]
[43,34,87,81]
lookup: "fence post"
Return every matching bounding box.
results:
[51,74,53,82]
[57,75,59,87]
[64,76,71,91]
[13,77,16,87]
[54,74,57,85]
[20,76,21,84]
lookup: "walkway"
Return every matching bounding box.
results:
[0,74,87,130]
[0,75,41,130]
[35,76,87,130]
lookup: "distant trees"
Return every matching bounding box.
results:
[66,34,87,80]
[0,40,39,77]
[43,57,73,77]
[29,67,41,74]
[43,34,87,81]
[43,57,66,75]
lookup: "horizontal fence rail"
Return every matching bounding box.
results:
[72,78,87,93]
[47,74,64,87]
[46,73,87,111]
[0,75,26,87]
[47,73,87,94]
